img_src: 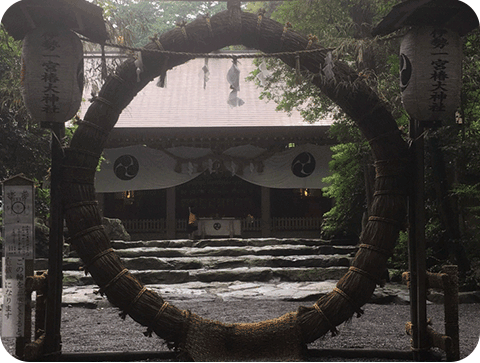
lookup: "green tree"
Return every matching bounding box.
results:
[321,122,369,239]
[0,27,51,218]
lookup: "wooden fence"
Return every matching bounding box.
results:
[123,217,322,233]
[273,217,323,230]
[242,218,262,231]
[122,219,166,233]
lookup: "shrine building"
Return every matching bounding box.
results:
[84,52,336,239]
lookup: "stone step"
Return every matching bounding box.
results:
[108,238,354,251]
[39,238,359,286]
[52,253,352,272]
[111,244,357,259]
[62,266,350,286]
[66,244,356,260]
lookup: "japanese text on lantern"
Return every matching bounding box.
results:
[429,29,449,113]
[41,31,61,115]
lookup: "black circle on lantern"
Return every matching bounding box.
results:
[291,152,316,178]
[399,53,412,92]
[114,155,139,180]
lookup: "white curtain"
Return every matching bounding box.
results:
[225,144,332,189]
[95,144,332,192]
[95,145,209,192]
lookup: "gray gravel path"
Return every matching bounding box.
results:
[3,299,478,361]
[1,282,479,361]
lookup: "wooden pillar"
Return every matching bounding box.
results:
[166,187,176,239]
[442,265,459,361]
[261,186,271,237]
[408,117,428,360]
[44,123,65,357]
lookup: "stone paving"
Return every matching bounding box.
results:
[60,280,413,308]
[13,237,480,309]
[59,278,480,309]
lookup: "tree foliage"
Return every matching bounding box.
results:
[0,27,51,217]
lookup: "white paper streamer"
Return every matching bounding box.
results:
[135,52,144,82]
[255,59,271,86]
[227,59,244,107]
[202,58,210,89]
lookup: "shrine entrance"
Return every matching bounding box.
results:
[91,52,335,240]
[47,1,410,361]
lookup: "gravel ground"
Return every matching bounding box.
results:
[2,299,479,361]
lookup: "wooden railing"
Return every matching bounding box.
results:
[273,217,322,230]
[122,219,166,233]
[242,218,262,231]
[123,217,322,233]
[176,219,188,232]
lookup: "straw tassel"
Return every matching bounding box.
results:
[176,20,188,41]
[257,8,266,33]
[204,13,213,37]
[306,34,318,49]
[281,22,292,43]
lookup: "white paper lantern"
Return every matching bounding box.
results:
[21,26,83,124]
[400,26,462,123]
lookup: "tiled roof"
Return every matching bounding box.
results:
[81,56,334,129]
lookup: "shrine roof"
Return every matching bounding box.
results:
[81,55,334,129]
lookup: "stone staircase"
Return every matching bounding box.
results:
[35,238,358,287]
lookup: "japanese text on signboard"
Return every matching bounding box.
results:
[1,257,26,337]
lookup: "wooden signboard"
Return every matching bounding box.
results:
[2,175,35,339]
